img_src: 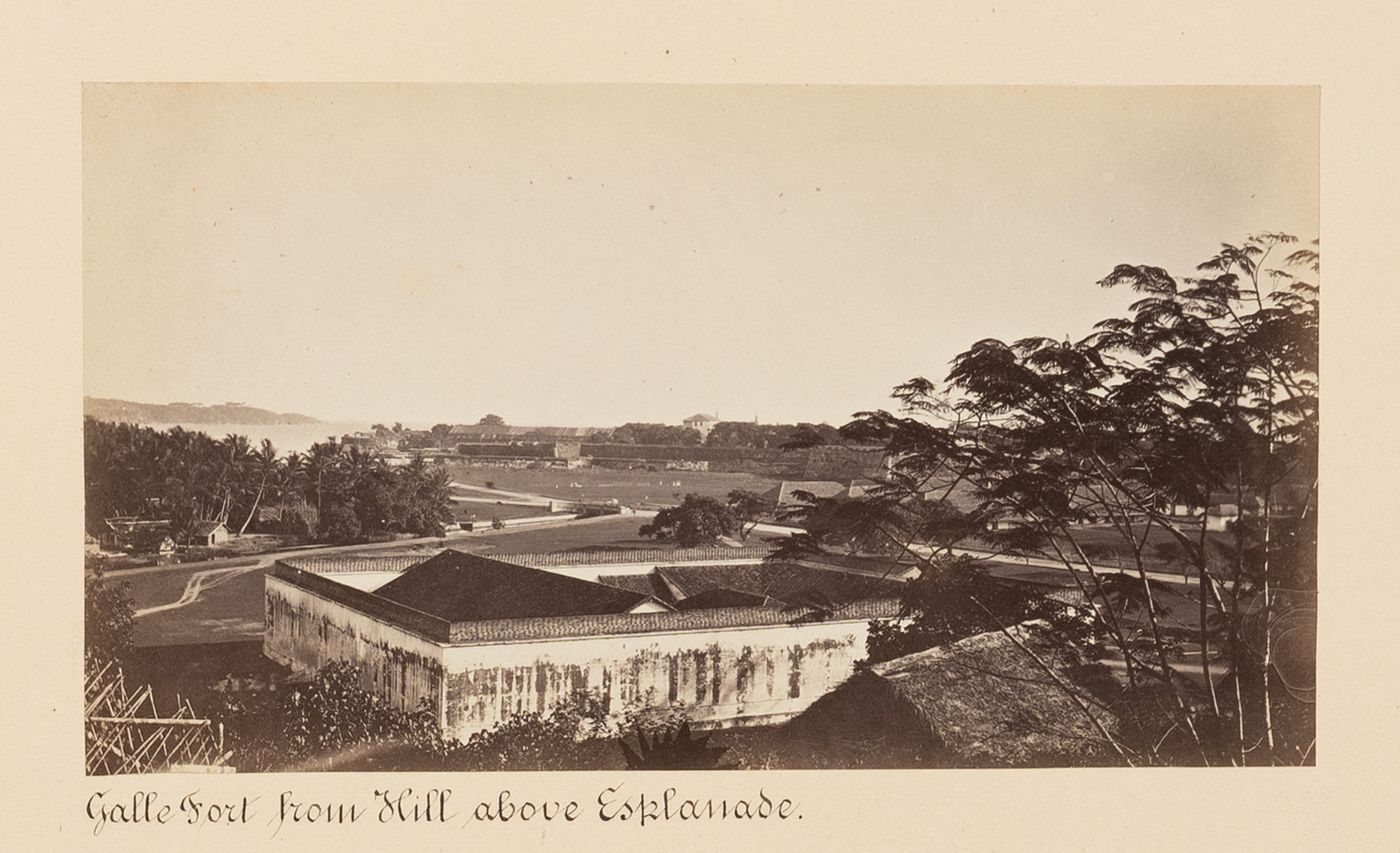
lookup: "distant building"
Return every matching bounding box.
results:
[101,517,173,553]
[682,413,720,439]
[782,620,1122,768]
[398,429,436,450]
[340,432,380,449]
[188,520,230,547]
[1205,503,1240,532]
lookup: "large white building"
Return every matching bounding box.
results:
[264,549,901,738]
[682,412,720,439]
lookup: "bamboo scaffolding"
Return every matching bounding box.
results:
[84,661,231,775]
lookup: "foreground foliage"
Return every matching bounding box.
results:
[214,661,692,772]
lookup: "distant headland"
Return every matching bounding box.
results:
[83,396,321,426]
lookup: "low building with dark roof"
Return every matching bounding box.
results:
[265,549,902,739]
[101,517,173,553]
[188,519,229,547]
[781,621,1122,768]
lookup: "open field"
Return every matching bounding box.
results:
[1045,524,1237,571]
[448,500,556,523]
[130,565,269,646]
[123,511,1212,650]
[466,515,787,556]
[445,464,782,507]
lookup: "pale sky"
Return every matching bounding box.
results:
[83,84,1318,427]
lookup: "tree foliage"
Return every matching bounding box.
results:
[639,493,738,546]
[862,554,1100,667]
[84,420,455,544]
[704,421,840,450]
[726,489,767,541]
[790,233,1318,766]
[605,422,703,446]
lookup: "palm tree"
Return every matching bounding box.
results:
[303,440,340,516]
[278,451,305,502]
[237,438,281,536]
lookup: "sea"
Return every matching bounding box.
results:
[140,421,371,454]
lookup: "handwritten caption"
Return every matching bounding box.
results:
[85,786,802,836]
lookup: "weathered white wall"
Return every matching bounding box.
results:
[264,576,447,718]
[266,574,877,742]
[438,619,872,739]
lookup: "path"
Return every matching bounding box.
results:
[124,513,640,618]
[450,481,552,505]
[133,564,265,617]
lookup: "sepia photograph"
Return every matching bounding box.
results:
[81,83,1319,775]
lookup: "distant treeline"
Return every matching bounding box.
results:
[84,418,452,543]
[432,421,844,450]
[84,396,320,426]
[448,440,882,480]
[604,421,841,449]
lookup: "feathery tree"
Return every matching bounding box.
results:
[780,234,1317,766]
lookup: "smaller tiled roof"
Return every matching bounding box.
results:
[674,588,770,610]
[683,413,719,423]
[662,562,903,608]
[597,562,903,611]
[190,520,226,536]
[594,572,672,600]
[374,550,659,622]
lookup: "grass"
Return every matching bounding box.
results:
[132,567,270,646]
[448,500,555,523]
[462,515,784,556]
[445,464,781,508]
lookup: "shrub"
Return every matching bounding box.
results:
[84,569,134,669]
[319,503,362,543]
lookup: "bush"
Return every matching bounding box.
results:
[215,661,445,771]
[215,667,693,772]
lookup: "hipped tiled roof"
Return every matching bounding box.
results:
[374,550,656,622]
